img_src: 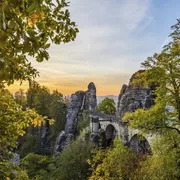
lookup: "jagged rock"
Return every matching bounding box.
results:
[54,82,98,154]
[54,131,67,156]
[90,133,100,144]
[37,122,51,155]
[65,90,85,135]
[90,129,106,147]
[117,70,154,119]
[143,90,154,109]
[117,84,128,112]
[84,82,97,111]
[54,91,85,154]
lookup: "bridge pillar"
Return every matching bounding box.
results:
[90,117,99,133]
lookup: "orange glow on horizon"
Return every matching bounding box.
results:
[7,81,122,96]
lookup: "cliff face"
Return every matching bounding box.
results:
[65,91,85,136]
[83,82,97,111]
[117,70,154,119]
[54,82,97,155]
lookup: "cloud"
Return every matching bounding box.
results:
[51,0,153,67]
[10,0,153,95]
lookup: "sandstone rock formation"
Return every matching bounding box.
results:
[84,82,97,111]
[117,70,154,119]
[65,90,85,135]
[54,131,67,155]
[54,82,97,154]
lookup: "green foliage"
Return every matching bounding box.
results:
[0,89,44,179]
[123,19,180,135]
[123,101,167,134]
[21,153,54,180]
[0,0,79,85]
[27,81,52,116]
[134,131,180,180]
[97,97,116,114]
[51,139,93,180]
[122,19,180,180]
[18,134,37,158]
[26,81,41,108]
[0,161,29,180]
[0,0,78,178]
[34,86,52,116]
[26,81,66,121]
[20,82,66,155]
[14,89,27,109]
[77,110,90,135]
[13,169,29,180]
[0,89,42,155]
[49,90,66,150]
[88,139,137,180]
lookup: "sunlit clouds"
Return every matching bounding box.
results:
[8,0,180,95]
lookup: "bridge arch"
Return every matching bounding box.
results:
[129,134,151,155]
[105,124,116,146]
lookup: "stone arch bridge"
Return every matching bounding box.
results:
[90,112,153,154]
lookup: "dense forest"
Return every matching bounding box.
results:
[0,0,180,180]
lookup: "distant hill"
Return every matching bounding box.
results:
[97,95,118,106]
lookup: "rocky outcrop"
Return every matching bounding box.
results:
[39,122,51,154]
[54,91,84,154]
[54,131,67,156]
[117,70,154,119]
[84,82,97,111]
[65,91,85,135]
[54,83,97,154]
[117,84,128,114]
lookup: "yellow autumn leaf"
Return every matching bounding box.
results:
[32,116,43,127]
[49,119,55,125]
[27,12,41,27]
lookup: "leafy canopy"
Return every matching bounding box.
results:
[134,131,180,180]
[88,139,137,180]
[0,0,78,178]
[17,82,66,156]
[21,153,54,180]
[0,0,79,85]
[51,139,92,180]
[97,97,116,114]
[0,89,47,178]
[123,19,180,135]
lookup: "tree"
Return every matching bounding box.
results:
[0,0,79,86]
[88,139,137,180]
[122,19,180,180]
[21,153,54,180]
[49,90,66,148]
[0,1,78,178]
[27,81,41,108]
[123,19,180,135]
[19,84,66,156]
[134,131,180,180]
[33,86,52,116]
[51,139,93,180]
[14,89,27,109]
[77,110,91,136]
[0,89,44,178]
[96,97,116,114]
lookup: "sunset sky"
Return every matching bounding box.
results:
[8,0,180,95]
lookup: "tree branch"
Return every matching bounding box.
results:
[155,125,180,134]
